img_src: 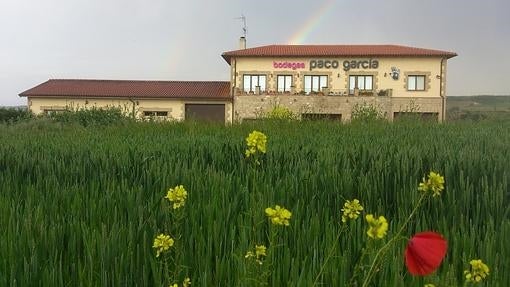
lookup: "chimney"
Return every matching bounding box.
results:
[239,36,246,49]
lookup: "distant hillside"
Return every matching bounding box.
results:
[0,106,27,110]
[447,95,510,121]
[448,95,510,112]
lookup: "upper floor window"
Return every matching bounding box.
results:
[407,75,426,91]
[243,75,266,93]
[349,75,373,94]
[277,75,292,92]
[304,75,328,94]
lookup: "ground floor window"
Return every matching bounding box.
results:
[301,113,341,121]
[407,75,426,91]
[143,111,168,117]
[43,109,66,115]
[394,112,438,121]
[243,75,267,93]
[277,75,292,92]
[304,75,328,94]
[349,75,373,94]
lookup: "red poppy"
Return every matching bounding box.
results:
[405,231,447,276]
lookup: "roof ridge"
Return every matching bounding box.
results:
[48,79,230,83]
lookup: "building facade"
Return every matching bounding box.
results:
[223,44,456,122]
[20,42,456,122]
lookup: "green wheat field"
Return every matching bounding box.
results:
[1,120,509,286]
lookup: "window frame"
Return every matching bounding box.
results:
[243,74,267,93]
[143,111,168,117]
[277,75,293,93]
[349,75,374,94]
[407,75,426,91]
[303,75,328,94]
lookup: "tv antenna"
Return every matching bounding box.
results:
[235,15,247,38]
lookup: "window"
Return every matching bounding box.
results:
[243,75,267,93]
[144,111,168,117]
[407,75,426,91]
[349,75,373,94]
[304,75,328,94]
[43,109,66,115]
[302,113,342,121]
[277,75,292,92]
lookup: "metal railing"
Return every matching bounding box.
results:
[236,88,392,97]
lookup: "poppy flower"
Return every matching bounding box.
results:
[405,231,447,276]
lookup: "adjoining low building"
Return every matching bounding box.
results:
[20,80,232,122]
[20,41,457,122]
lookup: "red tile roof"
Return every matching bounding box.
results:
[19,79,231,100]
[222,44,457,64]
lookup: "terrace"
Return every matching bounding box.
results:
[234,88,393,97]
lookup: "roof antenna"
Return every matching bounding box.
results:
[235,15,247,49]
[235,14,247,38]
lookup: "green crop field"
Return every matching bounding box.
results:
[0,120,509,286]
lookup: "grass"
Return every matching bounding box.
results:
[0,120,509,286]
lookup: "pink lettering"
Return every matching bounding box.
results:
[272,61,306,70]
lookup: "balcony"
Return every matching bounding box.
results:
[235,87,392,97]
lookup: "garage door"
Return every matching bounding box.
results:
[185,104,225,122]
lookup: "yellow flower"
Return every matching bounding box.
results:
[341,199,364,223]
[153,233,174,257]
[265,205,292,226]
[464,259,490,283]
[183,277,191,287]
[245,130,267,158]
[165,185,188,209]
[365,214,388,239]
[424,284,436,287]
[245,244,267,264]
[169,284,178,287]
[418,171,445,197]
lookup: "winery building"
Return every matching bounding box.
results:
[20,40,457,122]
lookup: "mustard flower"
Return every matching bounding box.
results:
[165,185,188,209]
[418,171,445,197]
[365,214,388,239]
[464,259,490,283]
[245,130,267,158]
[265,205,292,226]
[153,233,174,257]
[169,277,191,287]
[341,199,364,223]
[424,284,436,287]
[245,244,267,264]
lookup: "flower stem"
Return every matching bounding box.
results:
[313,226,346,286]
[361,193,427,287]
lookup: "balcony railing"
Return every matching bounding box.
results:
[236,88,392,97]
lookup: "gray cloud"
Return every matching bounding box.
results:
[1,0,509,105]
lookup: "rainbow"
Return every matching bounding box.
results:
[287,0,336,45]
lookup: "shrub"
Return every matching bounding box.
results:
[264,105,297,121]
[351,102,386,122]
[0,107,31,123]
[48,106,131,126]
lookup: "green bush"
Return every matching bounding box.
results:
[351,102,386,122]
[48,106,131,126]
[0,107,31,123]
[264,105,297,120]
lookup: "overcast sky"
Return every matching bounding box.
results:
[1,0,509,106]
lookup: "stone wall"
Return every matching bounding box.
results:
[233,95,442,122]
